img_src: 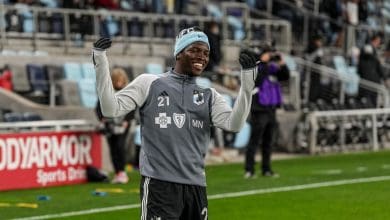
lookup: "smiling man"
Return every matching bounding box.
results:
[92,26,258,220]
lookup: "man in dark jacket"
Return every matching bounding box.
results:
[358,34,385,107]
[244,45,290,178]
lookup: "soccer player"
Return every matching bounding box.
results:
[92,26,258,220]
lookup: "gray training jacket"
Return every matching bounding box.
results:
[93,50,257,186]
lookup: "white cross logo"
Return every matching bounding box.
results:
[155,113,171,128]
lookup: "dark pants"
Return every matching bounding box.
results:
[140,177,208,220]
[245,110,277,174]
[108,133,127,173]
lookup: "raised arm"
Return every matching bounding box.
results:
[211,50,258,132]
[92,38,156,117]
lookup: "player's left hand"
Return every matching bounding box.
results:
[92,38,112,66]
[93,37,112,51]
[239,49,258,69]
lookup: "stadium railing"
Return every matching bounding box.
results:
[308,108,390,154]
[0,119,98,133]
[254,0,388,54]
[0,3,292,56]
[292,56,390,109]
[286,55,390,154]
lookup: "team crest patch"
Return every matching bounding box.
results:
[193,91,204,105]
[154,112,171,128]
[173,113,186,128]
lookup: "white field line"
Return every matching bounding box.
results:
[12,175,390,220]
[208,175,390,199]
[312,169,343,175]
[383,164,390,169]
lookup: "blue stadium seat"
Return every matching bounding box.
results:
[21,10,34,33]
[38,11,51,33]
[196,77,212,88]
[284,55,297,72]
[127,17,144,37]
[23,112,42,121]
[63,62,83,81]
[26,64,49,93]
[206,4,223,18]
[347,66,359,94]
[333,56,360,96]
[227,16,245,40]
[145,63,164,75]
[39,0,59,8]
[78,79,97,108]
[51,13,63,33]
[0,11,6,30]
[81,63,96,82]
[100,13,119,37]
[3,112,24,122]
[233,122,251,149]
[333,56,349,75]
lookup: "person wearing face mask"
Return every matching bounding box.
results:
[92,26,258,219]
[96,67,135,184]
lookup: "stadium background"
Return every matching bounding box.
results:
[0,0,390,219]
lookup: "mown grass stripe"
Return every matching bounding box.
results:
[12,175,390,220]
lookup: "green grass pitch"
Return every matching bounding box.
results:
[1,150,390,220]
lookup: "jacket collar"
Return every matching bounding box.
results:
[168,69,197,83]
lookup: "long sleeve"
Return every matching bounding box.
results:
[211,67,257,132]
[92,49,157,117]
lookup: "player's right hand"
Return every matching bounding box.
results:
[93,37,112,51]
[239,49,258,70]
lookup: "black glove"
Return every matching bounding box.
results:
[239,49,258,69]
[93,37,112,50]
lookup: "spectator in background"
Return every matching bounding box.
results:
[358,0,368,23]
[305,34,324,103]
[272,0,304,41]
[0,65,13,91]
[205,21,225,158]
[175,0,188,14]
[244,44,290,178]
[383,40,390,63]
[96,67,135,184]
[358,33,385,107]
[204,21,222,73]
[62,0,94,43]
[384,41,390,90]
[95,0,120,10]
[345,0,359,51]
[319,0,344,46]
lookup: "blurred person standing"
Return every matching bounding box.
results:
[92,26,258,219]
[96,67,135,184]
[358,33,385,107]
[204,21,222,73]
[244,45,290,178]
[305,35,324,103]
